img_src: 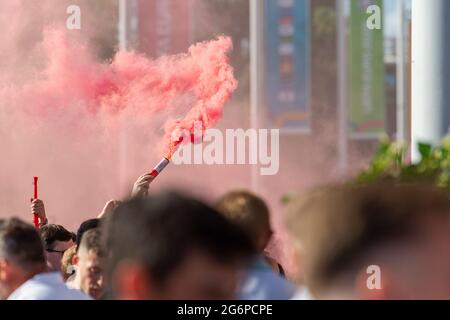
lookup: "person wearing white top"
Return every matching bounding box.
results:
[290,287,314,300]
[8,272,90,300]
[0,218,89,300]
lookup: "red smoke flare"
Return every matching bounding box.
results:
[7,29,237,157]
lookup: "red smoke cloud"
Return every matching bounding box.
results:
[0,14,237,229]
[6,29,237,155]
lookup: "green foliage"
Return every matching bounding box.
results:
[356,137,450,189]
[355,136,406,184]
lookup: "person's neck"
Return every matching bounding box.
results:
[72,268,81,290]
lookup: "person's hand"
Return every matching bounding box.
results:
[131,173,155,198]
[98,200,121,218]
[30,199,47,225]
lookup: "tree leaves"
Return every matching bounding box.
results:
[418,143,432,159]
[356,138,450,191]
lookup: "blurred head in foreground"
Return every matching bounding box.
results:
[72,229,105,299]
[102,192,253,300]
[286,183,450,300]
[0,218,47,299]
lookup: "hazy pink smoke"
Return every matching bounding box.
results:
[7,29,237,155]
[0,14,238,229]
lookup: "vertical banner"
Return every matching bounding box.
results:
[265,0,311,133]
[349,0,385,139]
[138,0,194,57]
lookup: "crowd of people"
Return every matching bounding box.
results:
[1,172,449,300]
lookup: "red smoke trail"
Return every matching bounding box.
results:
[5,28,237,160]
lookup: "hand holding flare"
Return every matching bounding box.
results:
[131,138,183,198]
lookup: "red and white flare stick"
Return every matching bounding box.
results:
[150,157,170,178]
[149,139,182,178]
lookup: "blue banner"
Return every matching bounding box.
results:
[265,0,311,132]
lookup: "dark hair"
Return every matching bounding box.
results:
[78,228,103,256]
[76,219,100,250]
[39,224,74,249]
[0,218,46,268]
[286,183,450,294]
[102,191,254,291]
[216,190,271,249]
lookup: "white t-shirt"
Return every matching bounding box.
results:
[290,287,314,300]
[7,272,91,300]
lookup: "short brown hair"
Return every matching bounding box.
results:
[216,190,271,250]
[0,218,46,268]
[285,183,450,294]
[39,224,74,249]
[78,228,103,256]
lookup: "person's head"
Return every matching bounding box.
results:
[61,245,77,282]
[39,224,75,272]
[102,191,254,300]
[285,183,450,300]
[73,228,105,299]
[216,190,272,252]
[76,219,100,250]
[0,218,47,299]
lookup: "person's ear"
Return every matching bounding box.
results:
[72,254,79,266]
[114,260,153,300]
[0,258,8,281]
[260,229,272,252]
[355,265,389,300]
